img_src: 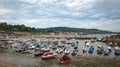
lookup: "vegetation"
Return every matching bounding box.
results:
[46,27,115,34]
[0,22,115,34]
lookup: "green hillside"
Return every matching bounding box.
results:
[0,22,115,34]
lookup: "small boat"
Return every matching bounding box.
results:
[104,49,110,56]
[107,46,112,52]
[91,39,95,43]
[41,47,50,52]
[74,46,78,50]
[42,52,57,59]
[114,46,120,50]
[85,42,89,47]
[97,44,103,48]
[56,48,64,53]
[64,49,70,55]
[71,50,77,56]
[88,46,94,54]
[97,48,104,55]
[57,45,65,48]
[29,46,35,50]
[58,55,72,63]
[82,48,87,53]
[34,51,44,57]
[114,50,120,56]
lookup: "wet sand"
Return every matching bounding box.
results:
[0,49,120,67]
[0,61,16,67]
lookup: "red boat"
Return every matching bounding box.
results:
[58,55,72,63]
[42,52,57,59]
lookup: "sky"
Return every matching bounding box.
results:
[0,0,120,32]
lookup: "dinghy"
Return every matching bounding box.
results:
[42,52,57,59]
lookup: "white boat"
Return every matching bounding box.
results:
[64,49,70,55]
[56,48,64,53]
[41,47,50,52]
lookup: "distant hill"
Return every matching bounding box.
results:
[0,22,116,34]
[45,27,116,34]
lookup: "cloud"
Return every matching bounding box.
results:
[0,0,120,32]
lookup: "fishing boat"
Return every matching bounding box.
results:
[58,55,72,63]
[42,52,57,59]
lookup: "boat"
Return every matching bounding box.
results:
[82,48,87,53]
[104,49,110,56]
[88,46,94,54]
[91,39,95,43]
[107,46,112,52]
[97,48,104,55]
[57,45,65,48]
[114,49,120,56]
[34,51,44,57]
[56,48,64,53]
[58,55,72,63]
[41,44,50,52]
[71,50,77,56]
[97,44,103,48]
[41,47,50,52]
[42,52,57,59]
[29,45,35,50]
[114,46,120,56]
[85,42,89,47]
[64,49,70,55]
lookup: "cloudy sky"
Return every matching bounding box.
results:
[0,0,120,32]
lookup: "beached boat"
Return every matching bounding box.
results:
[114,50,120,56]
[58,55,72,63]
[82,48,87,53]
[107,46,112,52]
[42,52,57,59]
[104,49,110,56]
[41,44,50,52]
[97,48,104,55]
[114,46,120,56]
[34,51,44,56]
[71,50,77,56]
[85,42,89,47]
[56,48,64,53]
[88,46,94,54]
[64,49,70,55]
[91,39,95,43]
[41,47,50,52]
